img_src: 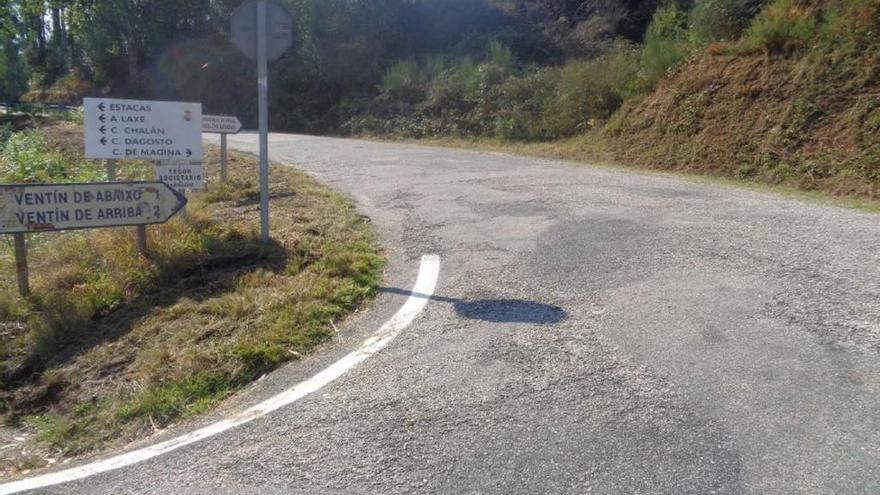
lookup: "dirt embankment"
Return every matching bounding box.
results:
[605,44,880,199]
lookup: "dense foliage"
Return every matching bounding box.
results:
[1,1,663,129]
[2,0,876,142]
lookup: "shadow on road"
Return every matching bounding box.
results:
[379,288,567,324]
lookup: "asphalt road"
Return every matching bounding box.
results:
[20,134,880,493]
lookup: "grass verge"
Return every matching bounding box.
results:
[0,122,384,475]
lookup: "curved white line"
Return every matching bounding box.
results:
[0,254,441,495]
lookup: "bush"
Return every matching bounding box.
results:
[378,59,425,103]
[743,0,817,55]
[486,39,515,75]
[423,54,447,80]
[819,0,880,51]
[492,69,559,140]
[0,131,104,183]
[429,57,482,108]
[690,0,770,44]
[542,48,640,138]
[635,4,692,92]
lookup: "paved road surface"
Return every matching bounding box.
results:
[20,134,880,493]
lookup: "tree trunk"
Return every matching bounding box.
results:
[126,38,140,95]
[52,7,65,71]
[36,13,45,64]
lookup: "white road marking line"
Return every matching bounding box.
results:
[0,255,441,495]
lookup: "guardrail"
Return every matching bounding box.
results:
[1,102,82,115]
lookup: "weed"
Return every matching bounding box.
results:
[636,4,692,92]
[743,0,817,55]
[0,131,104,183]
[378,59,425,103]
[690,0,770,44]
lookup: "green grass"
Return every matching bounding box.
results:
[0,127,385,460]
[742,0,817,55]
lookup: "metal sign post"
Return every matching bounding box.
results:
[257,0,269,244]
[231,0,293,245]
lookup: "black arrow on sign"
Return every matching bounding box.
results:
[99,125,107,134]
[100,137,107,145]
[98,114,106,123]
[186,149,192,157]
[98,102,106,111]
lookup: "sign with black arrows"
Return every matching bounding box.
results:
[84,98,203,160]
[0,181,187,233]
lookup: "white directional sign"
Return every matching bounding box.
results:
[202,114,242,134]
[0,182,187,233]
[84,97,203,160]
[156,162,206,191]
[231,0,293,62]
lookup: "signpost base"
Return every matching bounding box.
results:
[136,225,147,255]
[13,233,28,297]
[220,133,228,182]
[106,159,116,181]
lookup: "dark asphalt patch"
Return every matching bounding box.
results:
[453,299,566,324]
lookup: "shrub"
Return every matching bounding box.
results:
[486,40,515,75]
[635,4,692,92]
[429,57,481,108]
[542,48,640,138]
[378,59,425,103]
[423,54,447,80]
[689,0,770,44]
[743,0,817,55]
[0,131,104,183]
[492,69,559,141]
[819,0,880,51]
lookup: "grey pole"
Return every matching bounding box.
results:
[220,133,228,182]
[13,233,28,297]
[106,159,116,181]
[257,0,270,244]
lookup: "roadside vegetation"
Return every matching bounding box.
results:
[3,0,877,202]
[346,0,880,200]
[0,117,383,475]
[347,0,879,199]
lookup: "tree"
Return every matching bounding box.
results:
[0,0,29,99]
